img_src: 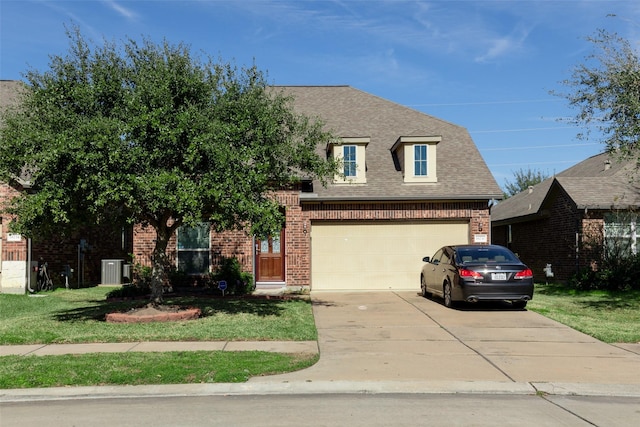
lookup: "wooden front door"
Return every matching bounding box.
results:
[255,230,285,282]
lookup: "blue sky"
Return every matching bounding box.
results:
[2,1,640,191]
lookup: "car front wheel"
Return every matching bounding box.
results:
[421,275,430,298]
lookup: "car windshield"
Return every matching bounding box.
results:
[455,247,519,264]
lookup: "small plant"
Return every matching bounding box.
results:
[106,260,152,299]
[212,257,254,295]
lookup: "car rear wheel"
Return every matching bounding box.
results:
[443,281,453,308]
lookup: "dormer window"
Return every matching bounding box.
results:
[392,135,441,183]
[328,137,369,184]
[343,145,357,177]
[414,145,428,176]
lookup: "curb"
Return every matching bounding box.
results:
[2,381,639,403]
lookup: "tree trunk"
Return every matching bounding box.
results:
[150,226,171,305]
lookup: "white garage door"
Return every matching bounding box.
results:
[311,221,469,291]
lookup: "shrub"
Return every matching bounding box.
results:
[212,257,254,295]
[106,262,152,299]
[569,253,640,291]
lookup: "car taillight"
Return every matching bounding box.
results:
[514,269,533,279]
[459,269,483,279]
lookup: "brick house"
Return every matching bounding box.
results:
[133,86,502,292]
[0,80,131,293]
[491,152,640,282]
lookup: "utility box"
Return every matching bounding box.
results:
[101,259,124,285]
[122,264,132,283]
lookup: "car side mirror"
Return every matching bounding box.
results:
[422,256,430,263]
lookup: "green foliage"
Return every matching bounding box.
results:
[554,29,640,166]
[569,254,640,291]
[106,261,153,298]
[569,210,640,291]
[503,167,550,198]
[132,262,153,287]
[0,26,337,302]
[212,256,254,295]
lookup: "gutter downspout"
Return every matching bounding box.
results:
[26,237,32,293]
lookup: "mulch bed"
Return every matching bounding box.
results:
[105,304,201,323]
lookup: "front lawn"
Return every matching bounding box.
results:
[0,351,318,389]
[0,287,316,344]
[528,283,640,343]
[0,286,318,389]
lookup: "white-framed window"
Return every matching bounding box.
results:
[604,212,638,257]
[343,145,357,177]
[392,135,440,183]
[177,222,211,274]
[328,137,369,184]
[414,144,428,176]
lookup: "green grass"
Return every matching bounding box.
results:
[528,283,640,343]
[0,287,318,389]
[2,284,638,389]
[0,351,319,389]
[0,287,316,344]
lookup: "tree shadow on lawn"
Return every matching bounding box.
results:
[574,297,638,311]
[53,295,303,322]
[535,283,639,310]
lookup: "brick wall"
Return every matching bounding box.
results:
[1,183,131,288]
[491,186,605,283]
[131,194,490,289]
[1,183,28,264]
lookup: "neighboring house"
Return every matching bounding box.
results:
[491,152,640,283]
[133,86,502,291]
[0,80,131,293]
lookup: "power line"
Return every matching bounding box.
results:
[482,142,600,151]
[470,126,574,134]
[409,99,563,107]
[489,160,580,167]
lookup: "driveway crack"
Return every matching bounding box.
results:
[396,292,517,382]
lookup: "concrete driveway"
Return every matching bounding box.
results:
[250,291,640,393]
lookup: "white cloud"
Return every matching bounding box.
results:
[102,0,138,21]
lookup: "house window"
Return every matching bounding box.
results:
[327,137,369,184]
[177,222,211,274]
[391,135,440,183]
[604,212,638,257]
[414,145,428,176]
[343,145,357,177]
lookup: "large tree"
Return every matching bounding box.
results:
[503,167,549,198]
[554,29,640,166]
[0,28,338,303]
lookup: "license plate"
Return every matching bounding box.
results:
[491,273,507,281]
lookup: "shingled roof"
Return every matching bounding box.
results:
[279,86,502,201]
[491,152,640,223]
[0,80,25,117]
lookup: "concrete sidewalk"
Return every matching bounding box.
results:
[0,340,318,357]
[2,291,640,401]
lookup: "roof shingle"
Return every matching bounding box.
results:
[280,86,502,201]
[491,152,640,223]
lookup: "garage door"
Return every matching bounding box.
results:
[311,221,469,291]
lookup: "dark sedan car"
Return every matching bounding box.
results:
[420,245,534,309]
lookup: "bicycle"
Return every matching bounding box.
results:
[28,259,54,293]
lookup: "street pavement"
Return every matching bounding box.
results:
[1,291,640,402]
